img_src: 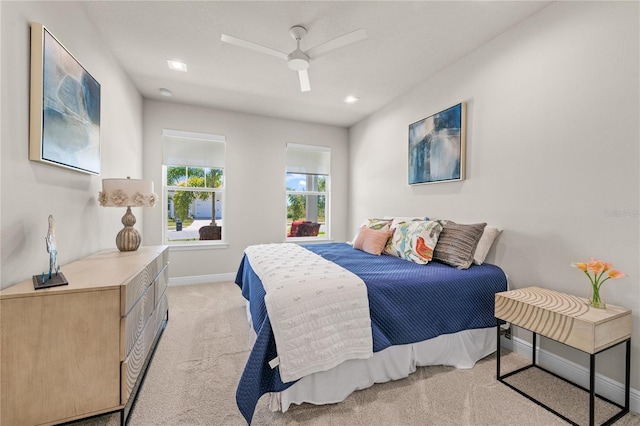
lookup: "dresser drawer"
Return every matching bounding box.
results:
[121,281,155,360]
[121,292,168,402]
[1,289,121,426]
[155,264,169,306]
[121,251,166,316]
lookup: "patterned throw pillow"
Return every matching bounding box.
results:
[389,217,425,230]
[433,222,487,269]
[384,220,443,264]
[353,224,391,255]
[383,216,427,226]
[383,218,428,256]
[366,218,392,230]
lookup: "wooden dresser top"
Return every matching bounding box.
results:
[0,245,168,299]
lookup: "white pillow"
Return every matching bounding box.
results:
[473,226,502,264]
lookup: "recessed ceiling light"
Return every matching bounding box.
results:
[159,88,173,97]
[166,59,188,72]
[344,95,359,103]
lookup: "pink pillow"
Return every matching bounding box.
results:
[353,224,391,255]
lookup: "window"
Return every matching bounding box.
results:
[162,130,225,244]
[286,143,330,239]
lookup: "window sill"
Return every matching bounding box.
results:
[168,241,229,252]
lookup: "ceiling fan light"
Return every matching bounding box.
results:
[288,58,309,71]
[287,50,310,70]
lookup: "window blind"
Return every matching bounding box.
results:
[286,143,330,175]
[162,129,225,169]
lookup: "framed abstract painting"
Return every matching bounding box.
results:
[29,23,101,175]
[408,102,465,185]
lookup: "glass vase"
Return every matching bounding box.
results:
[588,285,606,309]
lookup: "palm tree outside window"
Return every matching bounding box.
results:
[162,130,225,244]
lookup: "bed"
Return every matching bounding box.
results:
[235,238,507,424]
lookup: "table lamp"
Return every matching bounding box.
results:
[98,177,157,251]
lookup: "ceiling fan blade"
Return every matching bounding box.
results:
[306,29,367,59]
[220,34,288,60]
[298,69,311,92]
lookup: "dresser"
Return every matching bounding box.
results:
[495,286,631,426]
[0,245,169,426]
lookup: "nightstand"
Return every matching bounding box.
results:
[495,286,631,426]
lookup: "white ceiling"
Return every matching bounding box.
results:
[82,1,552,128]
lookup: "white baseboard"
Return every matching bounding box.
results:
[169,273,235,286]
[501,335,639,414]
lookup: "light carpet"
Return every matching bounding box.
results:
[72,282,640,426]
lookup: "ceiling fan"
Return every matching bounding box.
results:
[221,25,367,92]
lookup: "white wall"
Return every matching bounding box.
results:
[142,100,349,280]
[1,1,144,289]
[350,2,639,391]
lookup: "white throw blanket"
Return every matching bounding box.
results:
[244,243,373,383]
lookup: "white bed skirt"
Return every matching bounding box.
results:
[245,302,497,413]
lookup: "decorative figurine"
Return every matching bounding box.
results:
[46,215,58,278]
[33,215,68,289]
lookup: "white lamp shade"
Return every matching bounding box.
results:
[99,178,157,207]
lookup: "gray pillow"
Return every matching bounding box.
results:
[433,222,486,269]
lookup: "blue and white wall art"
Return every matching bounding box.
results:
[30,23,101,175]
[408,103,465,185]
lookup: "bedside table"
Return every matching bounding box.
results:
[495,286,631,426]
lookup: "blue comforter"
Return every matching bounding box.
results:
[235,243,507,423]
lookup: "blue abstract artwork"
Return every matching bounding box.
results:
[408,103,465,185]
[39,26,100,174]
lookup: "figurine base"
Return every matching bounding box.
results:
[33,272,68,290]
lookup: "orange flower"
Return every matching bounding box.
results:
[571,262,587,272]
[572,258,626,308]
[587,258,606,274]
[608,270,625,279]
